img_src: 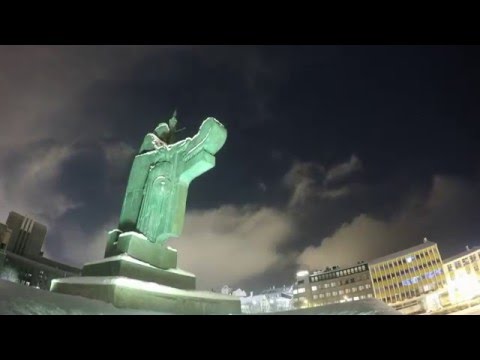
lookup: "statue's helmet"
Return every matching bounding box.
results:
[154,123,170,142]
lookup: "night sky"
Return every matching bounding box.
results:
[1,45,480,291]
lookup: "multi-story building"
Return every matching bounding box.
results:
[5,211,46,257]
[240,285,294,314]
[369,239,446,314]
[442,246,480,304]
[0,223,12,250]
[293,262,374,308]
[0,211,80,290]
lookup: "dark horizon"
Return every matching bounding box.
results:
[1,45,480,292]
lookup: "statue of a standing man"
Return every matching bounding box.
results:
[105,113,227,263]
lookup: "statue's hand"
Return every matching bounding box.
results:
[198,117,227,155]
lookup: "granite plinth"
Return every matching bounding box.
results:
[50,276,241,315]
[105,231,177,269]
[82,255,195,290]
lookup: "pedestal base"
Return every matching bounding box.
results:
[82,255,195,290]
[50,254,240,315]
[50,276,241,315]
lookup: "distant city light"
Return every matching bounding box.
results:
[296,270,309,277]
[449,271,480,302]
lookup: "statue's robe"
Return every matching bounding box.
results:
[117,117,227,243]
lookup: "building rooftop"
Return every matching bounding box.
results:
[259,285,293,295]
[369,240,438,266]
[443,246,480,264]
[310,262,367,276]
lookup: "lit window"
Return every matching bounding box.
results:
[359,285,364,291]
[367,294,373,298]
[352,287,357,292]
[331,282,336,287]
[312,285,317,291]
[360,295,366,299]
[332,291,338,296]
[326,292,331,297]
[325,283,329,288]
[353,296,359,301]
[298,288,306,294]
[293,289,298,295]
[339,290,344,295]
[319,294,324,298]
[313,295,318,300]
[366,284,371,289]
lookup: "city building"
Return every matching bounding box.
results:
[369,239,446,314]
[240,285,294,314]
[5,211,46,257]
[293,262,374,308]
[443,246,480,305]
[0,211,80,290]
[0,222,12,250]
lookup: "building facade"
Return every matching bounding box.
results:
[0,223,12,250]
[5,211,46,257]
[0,250,80,289]
[0,211,80,290]
[293,263,374,308]
[369,240,446,314]
[240,285,294,314]
[443,246,480,304]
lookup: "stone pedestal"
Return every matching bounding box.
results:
[50,232,241,315]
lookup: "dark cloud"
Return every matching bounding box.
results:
[324,154,362,186]
[297,175,480,271]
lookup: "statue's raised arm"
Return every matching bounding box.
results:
[179,117,227,183]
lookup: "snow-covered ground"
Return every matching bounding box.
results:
[0,279,400,315]
[0,279,167,315]
[449,303,480,315]
[268,299,401,315]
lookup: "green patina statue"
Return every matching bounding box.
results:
[117,113,227,244]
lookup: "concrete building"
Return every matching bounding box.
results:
[293,263,374,309]
[443,246,480,305]
[240,285,294,314]
[1,251,80,289]
[369,239,446,314]
[5,211,46,257]
[0,211,80,290]
[0,223,12,250]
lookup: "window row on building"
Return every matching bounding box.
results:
[309,264,368,283]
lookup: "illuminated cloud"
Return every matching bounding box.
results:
[170,206,293,290]
[296,175,480,271]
